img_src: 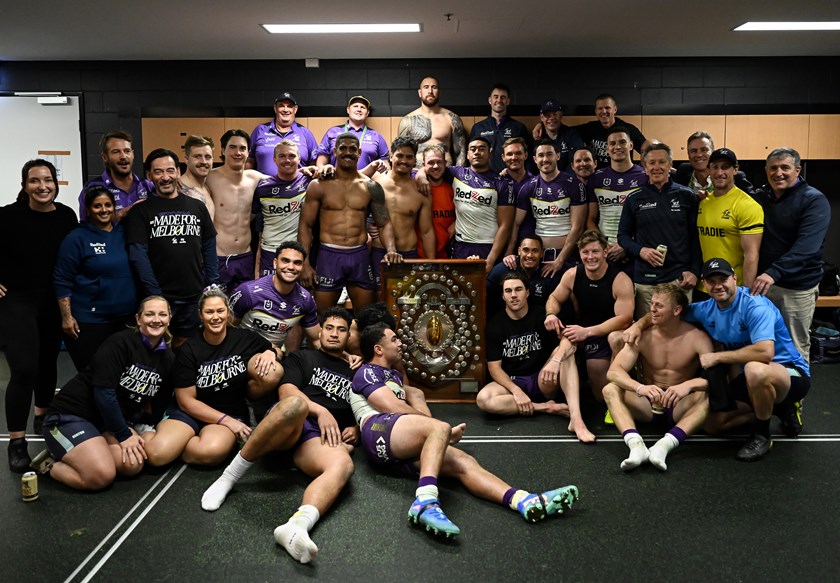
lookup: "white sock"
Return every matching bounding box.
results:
[620,433,649,471]
[275,505,321,564]
[201,453,253,511]
[415,484,439,503]
[648,433,680,471]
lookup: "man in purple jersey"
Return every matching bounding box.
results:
[512,139,587,278]
[78,130,153,221]
[348,323,579,539]
[200,307,359,564]
[586,127,648,267]
[500,137,536,253]
[229,241,320,358]
[316,95,389,170]
[247,92,318,175]
[417,136,514,272]
[252,140,313,277]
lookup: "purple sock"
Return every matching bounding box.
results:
[418,476,438,488]
[669,427,688,444]
[502,487,518,507]
[622,429,639,438]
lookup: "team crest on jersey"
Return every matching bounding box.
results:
[631,180,639,186]
[533,283,543,295]
[617,178,624,185]
[721,209,731,219]
[264,300,272,310]
[253,285,263,292]
[272,187,280,195]
[671,199,681,209]
[292,305,301,316]
[603,179,611,187]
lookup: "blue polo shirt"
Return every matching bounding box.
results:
[78,170,153,221]
[249,121,318,175]
[316,123,389,169]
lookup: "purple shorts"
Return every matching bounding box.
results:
[218,251,256,293]
[584,335,611,360]
[42,413,100,461]
[361,413,419,477]
[315,244,376,292]
[370,247,420,287]
[510,373,549,404]
[452,241,493,260]
[259,249,276,277]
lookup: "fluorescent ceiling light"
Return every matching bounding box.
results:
[263,23,421,34]
[735,21,840,31]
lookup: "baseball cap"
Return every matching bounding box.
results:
[348,95,371,108]
[702,257,735,279]
[274,92,298,105]
[709,148,738,166]
[540,99,563,114]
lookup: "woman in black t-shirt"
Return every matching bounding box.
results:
[36,296,175,490]
[144,289,280,466]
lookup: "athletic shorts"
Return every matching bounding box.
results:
[169,300,200,339]
[259,249,276,277]
[370,247,420,287]
[361,413,418,477]
[452,241,492,260]
[315,244,376,292]
[727,364,811,409]
[264,400,322,448]
[161,405,245,435]
[218,251,256,293]
[584,335,611,360]
[510,373,549,403]
[42,412,100,461]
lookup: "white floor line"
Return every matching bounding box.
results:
[63,467,174,583]
[79,464,188,583]
[458,433,840,443]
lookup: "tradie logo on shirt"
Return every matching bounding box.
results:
[721,209,731,220]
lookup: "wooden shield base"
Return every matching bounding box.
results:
[383,259,486,403]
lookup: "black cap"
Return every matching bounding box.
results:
[539,98,563,114]
[274,92,298,105]
[702,257,735,279]
[709,148,738,166]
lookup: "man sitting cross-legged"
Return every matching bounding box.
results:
[603,283,712,471]
[349,322,579,539]
[477,272,595,442]
[200,307,359,565]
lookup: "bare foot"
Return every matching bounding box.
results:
[449,423,467,444]
[568,416,596,443]
[537,401,570,417]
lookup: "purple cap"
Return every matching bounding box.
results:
[540,99,563,114]
[274,92,298,105]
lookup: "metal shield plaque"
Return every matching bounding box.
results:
[383,259,486,402]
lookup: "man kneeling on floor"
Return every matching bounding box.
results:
[201,307,358,564]
[603,283,712,471]
[349,322,579,539]
[476,272,595,442]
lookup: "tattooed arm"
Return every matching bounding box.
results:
[368,179,402,265]
[449,112,467,167]
[398,114,433,144]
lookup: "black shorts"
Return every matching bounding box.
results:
[169,300,200,339]
[728,364,810,408]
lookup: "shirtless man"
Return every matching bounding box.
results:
[180,135,216,220]
[206,129,267,291]
[298,132,401,314]
[370,137,436,288]
[398,76,466,166]
[602,283,712,471]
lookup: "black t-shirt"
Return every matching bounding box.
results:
[282,349,356,429]
[576,118,646,168]
[173,327,271,420]
[486,306,558,376]
[49,329,175,427]
[124,194,216,301]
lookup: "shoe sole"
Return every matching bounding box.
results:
[407,514,459,538]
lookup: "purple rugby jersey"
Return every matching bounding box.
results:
[229,275,318,346]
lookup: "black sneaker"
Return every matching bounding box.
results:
[33,414,45,436]
[8,438,32,473]
[777,401,803,438]
[735,434,772,462]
